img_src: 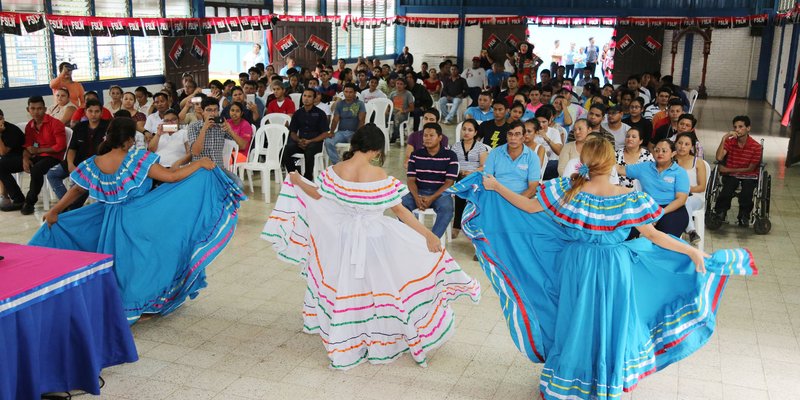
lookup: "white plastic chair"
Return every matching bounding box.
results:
[366,98,393,152]
[292,152,325,179]
[398,120,409,148]
[685,89,699,114]
[262,113,291,128]
[238,124,288,203]
[289,93,302,111]
[222,139,239,174]
[42,126,73,211]
[414,209,452,246]
[454,122,464,143]
[692,159,711,252]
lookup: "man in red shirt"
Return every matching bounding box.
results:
[713,115,762,226]
[0,96,66,214]
[69,91,113,128]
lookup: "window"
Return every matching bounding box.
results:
[132,0,160,16]
[777,0,796,12]
[2,0,44,12]
[165,1,192,17]
[331,0,395,60]
[52,1,93,82]
[4,32,50,87]
[97,37,131,79]
[130,0,168,77]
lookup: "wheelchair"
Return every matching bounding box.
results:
[704,138,772,235]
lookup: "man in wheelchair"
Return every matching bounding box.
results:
[712,115,762,226]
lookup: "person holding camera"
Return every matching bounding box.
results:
[149,108,190,169]
[49,62,85,108]
[188,97,249,188]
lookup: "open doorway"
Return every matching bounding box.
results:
[527,26,615,84]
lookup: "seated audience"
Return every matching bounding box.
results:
[438,65,469,125]
[0,109,26,208]
[675,113,704,157]
[148,108,190,168]
[389,79,414,143]
[223,86,259,125]
[644,87,671,123]
[522,119,547,172]
[462,57,488,106]
[179,93,205,125]
[226,102,254,164]
[134,86,152,115]
[187,97,248,187]
[50,62,85,107]
[465,91,494,122]
[120,91,147,132]
[105,85,123,114]
[558,119,590,176]
[407,72,434,131]
[266,81,296,117]
[713,115,762,226]
[423,68,442,100]
[47,87,77,126]
[451,119,490,236]
[480,100,510,148]
[405,109,449,168]
[143,92,171,145]
[618,138,689,237]
[243,80,266,118]
[622,97,653,145]
[615,127,654,189]
[533,106,564,179]
[401,122,458,238]
[675,132,707,245]
[0,96,66,214]
[649,99,684,150]
[324,83,366,164]
[70,91,113,128]
[361,76,387,103]
[600,104,630,150]
[484,121,540,197]
[281,89,330,180]
[47,99,109,207]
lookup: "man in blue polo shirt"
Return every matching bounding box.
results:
[402,122,459,238]
[464,91,494,123]
[484,121,540,198]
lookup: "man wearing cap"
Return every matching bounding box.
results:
[462,56,488,107]
[49,62,85,108]
[600,104,630,150]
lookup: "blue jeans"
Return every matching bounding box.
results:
[46,163,69,199]
[437,96,463,123]
[401,189,454,238]
[324,130,355,164]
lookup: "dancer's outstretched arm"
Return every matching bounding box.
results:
[289,172,322,200]
[637,223,710,273]
[390,204,443,253]
[483,175,543,214]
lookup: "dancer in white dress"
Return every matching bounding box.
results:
[262,124,481,370]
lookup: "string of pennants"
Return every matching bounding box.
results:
[0,8,798,37]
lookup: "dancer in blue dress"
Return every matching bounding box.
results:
[29,117,244,324]
[448,137,756,399]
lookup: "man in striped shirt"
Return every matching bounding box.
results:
[402,122,459,238]
[713,115,762,226]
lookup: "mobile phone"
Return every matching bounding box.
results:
[191,97,202,104]
[163,124,178,133]
[246,94,255,103]
[201,88,211,95]
[211,117,224,124]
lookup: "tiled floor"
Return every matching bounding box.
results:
[3,98,800,399]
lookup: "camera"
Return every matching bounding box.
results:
[211,117,224,124]
[162,124,178,133]
[191,97,202,104]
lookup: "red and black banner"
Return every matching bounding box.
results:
[276,33,299,58]
[0,12,21,35]
[483,33,501,51]
[641,35,662,55]
[168,38,185,68]
[190,37,208,61]
[305,34,330,57]
[616,34,635,55]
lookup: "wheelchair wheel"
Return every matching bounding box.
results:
[754,218,771,235]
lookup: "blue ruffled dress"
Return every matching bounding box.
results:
[29,149,245,324]
[448,174,757,399]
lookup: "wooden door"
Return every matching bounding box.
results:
[270,22,332,71]
[163,36,209,86]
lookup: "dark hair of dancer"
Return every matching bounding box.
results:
[97,117,137,155]
[342,123,386,166]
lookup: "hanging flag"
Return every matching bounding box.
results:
[555,17,569,27]
[201,18,215,34]
[88,17,109,36]
[126,18,143,36]
[185,18,201,35]
[107,18,127,36]
[664,18,682,30]
[505,33,520,51]
[538,16,554,26]
[733,16,750,28]
[239,16,251,30]
[247,16,261,31]
[586,17,600,26]
[168,38,185,67]
[616,34,634,55]
[142,18,159,36]
[227,17,241,32]
[213,17,228,33]
[190,37,208,61]
[715,16,732,29]
[48,15,70,36]
[641,35,662,55]
[697,17,714,28]
[632,18,649,28]
[157,18,172,36]
[20,13,46,33]
[601,17,616,26]
[171,18,186,36]
[483,33,500,51]
[276,33,299,58]
[261,15,273,30]
[617,18,631,27]
[305,34,330,57]
[750,14,768,27]
[681,18,696,28]
[649,18,664,28]
[65,16,90,36]
[0,12,22,35]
